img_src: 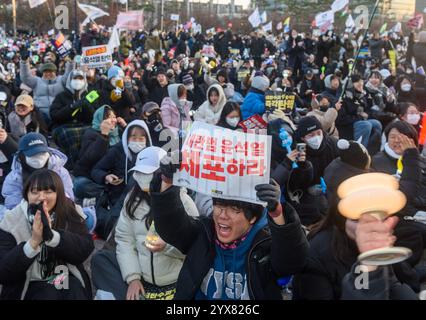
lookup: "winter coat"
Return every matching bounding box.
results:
[369,39,385,60]
[336,90,366,140]
[194,84,227,125]
[307,108,339,138]
[98,80,133,122]
[143,71,169,106]
[115,189,198,286]
[413,42,426,72]
[2,148,75,210]
[160,84,192,134]
[150,185,308,300]
[0,135,18,204]
[19,60,73,117]
[241,88,265,120]
[0,200,94,300]
[6,109,48,142]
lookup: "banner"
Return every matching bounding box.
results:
[171,14,180,21]
[315,10,334,28]
[81,45,112,68]
[248,8,262,28]
[29,0,46,9]
[265,91,296,113]
[173,121,271,205]
[407,13,423,29]
[78,2,110,26]
[331,0,349,13]
[116,10,144,30]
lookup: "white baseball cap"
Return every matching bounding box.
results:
[129,146,167,174]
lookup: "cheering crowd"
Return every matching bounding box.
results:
[0,20,426,300]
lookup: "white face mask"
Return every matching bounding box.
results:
[71,79,85,91]
[306,134,323,150]
[178,99,187,106]
[128,141,146,154]
[226,117,240,128]
[401,83,412,92]
[133,171,153,192]
[25,152,50,169]
[407,114,421,125]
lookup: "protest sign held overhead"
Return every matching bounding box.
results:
[116,10,144,30]
[81,45,112,68]
[265,91,296,114]
[173,121,271,205]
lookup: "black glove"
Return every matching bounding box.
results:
[255,179,281,212]
[160,150,182,180]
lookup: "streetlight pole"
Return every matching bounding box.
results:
[74,0,79,35]
[12,0,16,37]
[160,0,164,31]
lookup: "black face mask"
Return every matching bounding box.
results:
[146,113,163,132]
[320,105,330,112]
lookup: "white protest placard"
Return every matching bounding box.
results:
[315,10,335,28]
[81,45,112,69]
[201,45,216,58]
[171,14,180,21]
[331,0,349,13]
[248,8,262,28]
[173,121,271,205]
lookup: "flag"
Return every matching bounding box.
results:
[407,13,423,29]
[28,0,46,9]
[116,10,144,30]
[263,21,272,32]
[315,10,334,28]
[276,22,283,31]
[78,2,109,26]
[390,22,402,33]
[284,17,290,26]
[331,0,349,13]
[345,14,355,32]
[379,23,387,34]
[108,25,120,53]
[320,20,333,34]
[248,8,262,28]
[261,11,267,24]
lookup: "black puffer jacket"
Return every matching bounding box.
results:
[151,185,308,300]
[336,90,366,140]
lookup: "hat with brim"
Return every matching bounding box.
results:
[18,132,49,157]
[129,146,167,174]
[40,62,57,73]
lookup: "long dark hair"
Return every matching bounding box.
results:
[23,169,87,234]
[124,182,152,228]
[216,102,242,129]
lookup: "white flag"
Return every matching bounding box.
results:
[107,25,120,53]
[261,11,267,24]
[248,8,262,28]
[263,21,272,32]
[78,2,110,26]
[118,0,127,4]
[345,14,355,30]
[390,22,402,33]
[171,14,180,21]
[316,10,335,28]
[331,0,349,13]
[28,0,46,9]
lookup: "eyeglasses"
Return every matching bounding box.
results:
[213,205,243,217]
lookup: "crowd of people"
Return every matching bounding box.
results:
[0,20,426,300]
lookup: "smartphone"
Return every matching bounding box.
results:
[296,143,306,153]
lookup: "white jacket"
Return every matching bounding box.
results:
[194,84,227,125]
[115,188,199,286]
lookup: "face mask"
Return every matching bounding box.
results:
[401,83,412,92]
[25,152,50,169]
[319,105,329,112]
[178,99,187,106]
[306,134,323,150]
[133,171,153,192]
[226,117,240,128]
[406,69,413,75]
[71,79,85,91]
[128,141,146,154]
[407,114,421,125]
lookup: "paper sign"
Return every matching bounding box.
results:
[173,121,271,205]
[265,91,296,113]
[171,14,180,21]
[81,45,112,68]
[201,45,216,58]
[237,69,250,81]
[238,115,268,132]
[51,32,70,58]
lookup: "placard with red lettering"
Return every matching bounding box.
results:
[173,121,271,205]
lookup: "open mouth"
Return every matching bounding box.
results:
[217,223,231,238]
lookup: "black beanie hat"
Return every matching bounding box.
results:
[296,116,322,139]
[337,139,371,170]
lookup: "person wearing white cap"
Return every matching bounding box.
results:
[91,146,198,300]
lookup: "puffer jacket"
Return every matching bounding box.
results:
[2,148,75,210]
[115,189,199,286]
[19,60,74,117]
[194,84,227,125]
[0,199,94,300]
[160,84,192,134]
[241,88,265,120]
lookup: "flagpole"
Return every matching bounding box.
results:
[45,0,55,27]
[12,0,16,38]
[339,0,381,101]
[74,0,79,35]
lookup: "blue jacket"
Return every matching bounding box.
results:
[2,148,75,210]
[241,89,266,120]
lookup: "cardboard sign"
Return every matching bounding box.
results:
[265,91,296,113]
[81,45,112,68]
[238,114,268,132]
[173,121,271,205]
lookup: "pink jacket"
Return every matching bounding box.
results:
[161,97,192,133]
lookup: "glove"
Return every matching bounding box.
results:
[110,88,122,102]
[160,151,182,180]
[70,99,85,110]
[255,179,281,213]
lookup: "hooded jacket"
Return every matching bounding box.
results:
[2,148,75,210]
[241,88,266,120]
[0,199,94,300]
[19,60,74,117]
[49,70,96,128]
[160,84,192,134]
[115,189,199,287]
[91,120,152,201]
[194,84,227,125]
